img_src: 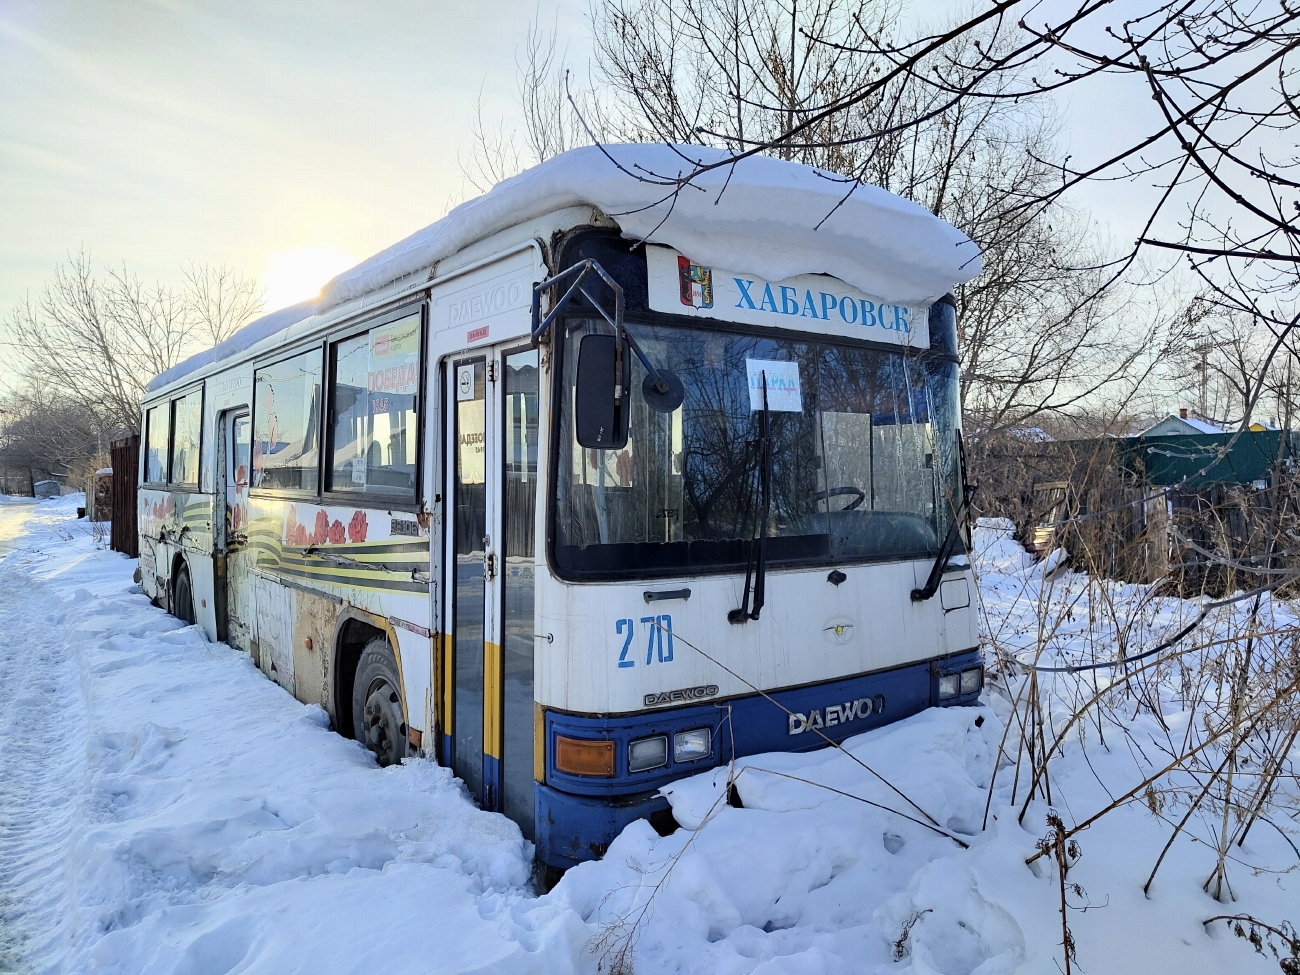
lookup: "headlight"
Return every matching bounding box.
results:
[673,728,712,763]
[628,735,668,772]
[960,667,983,695]
[938,673,960,700]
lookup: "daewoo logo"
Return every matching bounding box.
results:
[447,281,524,324]
[644,684,718,708]
[788,694,886,736]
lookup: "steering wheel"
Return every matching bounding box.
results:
[813,486,867,511]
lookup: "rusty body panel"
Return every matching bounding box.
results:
[138,487,215,623]
[293,589,341,710]
[226,494,433,738]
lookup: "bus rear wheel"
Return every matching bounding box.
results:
[173,563,196,625]
[352,637,407,767]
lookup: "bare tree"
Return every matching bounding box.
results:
[589,0,895,167]
[466,1,1186,478]
[0,387,101,493]
[182,263,263,345]
[461,17,592,193]
[4,251,263,437]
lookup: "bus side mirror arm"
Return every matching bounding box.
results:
[530,259,625,346]
[531,259,685,426]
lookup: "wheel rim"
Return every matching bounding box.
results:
[362,679,405,766]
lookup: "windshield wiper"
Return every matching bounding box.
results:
[729,374,773,623]
[911,482,978,602]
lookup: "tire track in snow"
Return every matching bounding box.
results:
[0,567,86,974]
[0,504,560,975]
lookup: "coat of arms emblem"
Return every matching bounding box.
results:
[677,256,714,309]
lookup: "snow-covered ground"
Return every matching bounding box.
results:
[0,497,1295,974]
[0,496,39,559]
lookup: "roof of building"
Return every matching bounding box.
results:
[1008,426,1055,443]
[1135,414,1224,437]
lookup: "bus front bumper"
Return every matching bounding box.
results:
[535,785,671,869]
[535,648,982,870]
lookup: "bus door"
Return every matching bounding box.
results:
[217,409,253,653]
[443,345,540,837]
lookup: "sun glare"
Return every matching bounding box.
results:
[261,248,358,311]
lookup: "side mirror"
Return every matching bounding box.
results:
[574,334,630,449]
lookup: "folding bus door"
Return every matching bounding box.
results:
[217,408,254,653]
[442,345,539,839]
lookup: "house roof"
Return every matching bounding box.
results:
[1135,414,1224,437]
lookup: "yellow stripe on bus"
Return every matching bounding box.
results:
[438,632,453,747]
[534,703,545,783]
[483,640,502,760]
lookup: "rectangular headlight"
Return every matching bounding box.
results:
[938,673,960,700]
[960,667,982,695]
[628,735,668,772]
[673,728,712,763]
[555,735,615,777]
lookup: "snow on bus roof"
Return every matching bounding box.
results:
[148,144,980,394]
[323,143,981,311]
[146,301,316,393]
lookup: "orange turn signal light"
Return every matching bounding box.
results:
[554,735,615,777]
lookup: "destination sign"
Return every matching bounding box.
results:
[646,245,929,348]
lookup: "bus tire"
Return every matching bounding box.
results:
[173,563,196,626]
[353,637,407,767]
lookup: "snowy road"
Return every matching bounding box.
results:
[0,542,85,972]
[0,498,37,558]
[0,497,1294,974]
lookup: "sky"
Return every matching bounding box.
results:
[0,0,1206,395]
[0,0,587,377]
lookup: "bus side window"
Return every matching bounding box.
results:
[252,349,324,493]
[169,389,203,487]
[326,310,421,501]
[145,404,169,484]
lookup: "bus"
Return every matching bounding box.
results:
[136,144,984,872]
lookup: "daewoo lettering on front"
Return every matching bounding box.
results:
[135,143,984,879]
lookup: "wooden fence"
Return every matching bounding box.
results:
[110,435,139,558]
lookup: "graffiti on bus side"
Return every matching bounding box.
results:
[615,614,675,669]
[228,461,249,533]
[137,493,177,539]
[283,505,369,547]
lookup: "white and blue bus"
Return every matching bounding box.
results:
[137,144,983,872]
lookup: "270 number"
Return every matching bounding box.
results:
[616,615,674,668]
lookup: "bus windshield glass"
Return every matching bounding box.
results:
[554,317,961,577]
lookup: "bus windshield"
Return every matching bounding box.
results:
[554,317,961,578]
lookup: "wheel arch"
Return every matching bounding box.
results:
[331,608,407,740]
[169,550,190,616]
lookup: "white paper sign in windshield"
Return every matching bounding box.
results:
[746,359,803,412]
[646,245,929,348]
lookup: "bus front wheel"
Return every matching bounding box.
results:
[352,637,407,767]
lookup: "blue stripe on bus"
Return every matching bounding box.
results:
[535,649,982,868]
[545,648,980,798]
[484,754,501,811]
